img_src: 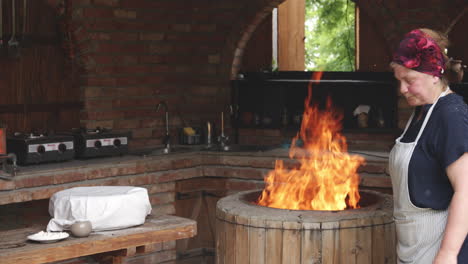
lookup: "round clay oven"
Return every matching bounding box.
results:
[216,189,395,264]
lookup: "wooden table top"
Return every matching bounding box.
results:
[0,215,196,264]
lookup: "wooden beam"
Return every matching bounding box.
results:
[0,102,83,114]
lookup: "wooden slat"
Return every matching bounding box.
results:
[225,213,237,264]
[322,221,340,263]
[249,217,266,264]
[338,219,358,264]
[215,209,226,264]
[234,214,249,264]
[384,221,396,264]
[301,222,321,263]
[265,220,283,264]
[281,221,301,264]
[0,215,196,264]
[371,216,385,264]
[355,218,373,263]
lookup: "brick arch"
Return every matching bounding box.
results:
[354,0,468,50]
[447,8,468,64]
[445,7,468,35]
[220,0,287,80]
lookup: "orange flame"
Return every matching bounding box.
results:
[257,72,365,211]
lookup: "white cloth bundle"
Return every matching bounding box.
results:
[353,104,371,116]
[47,186,152,232]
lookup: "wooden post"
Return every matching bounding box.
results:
[277,0,305,71]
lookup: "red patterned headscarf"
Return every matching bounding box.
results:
[392,29,446,77]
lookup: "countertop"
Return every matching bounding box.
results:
[0,145,391,206]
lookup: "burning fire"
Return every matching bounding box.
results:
[257,72,365,211]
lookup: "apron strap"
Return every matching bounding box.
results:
[401,111,416,136]
[414,87,450,143]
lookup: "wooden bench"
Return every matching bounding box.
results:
[0,215,196,264]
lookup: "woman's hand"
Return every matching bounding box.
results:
[433,249,457,264]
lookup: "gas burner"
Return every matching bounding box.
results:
[7,133,75,165]
[13,132,46,139]
[28,133,46,139]
[64,128,130,159]
[85,129,100,135]
[86,127,108,134]
[72,127,110,135]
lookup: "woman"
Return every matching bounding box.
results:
[389,28,467,264]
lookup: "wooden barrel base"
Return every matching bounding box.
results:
[216,190,395,264]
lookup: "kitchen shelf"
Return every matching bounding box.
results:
[231,71,399,131]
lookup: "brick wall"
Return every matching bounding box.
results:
[35,0,285,151]
[41,0,468,149]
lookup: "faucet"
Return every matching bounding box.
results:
[0,153,18,180]
[156,101,170,153]
[218,105,234,151]
[206,121,212,148]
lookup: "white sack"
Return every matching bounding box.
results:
[47,186,152,232]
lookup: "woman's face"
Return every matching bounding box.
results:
[392,64,441,106]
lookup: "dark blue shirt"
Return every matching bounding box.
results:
[401,93,468,261]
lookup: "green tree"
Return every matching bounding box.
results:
[305,0,355,71]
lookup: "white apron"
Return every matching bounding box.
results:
[389,89,450,264]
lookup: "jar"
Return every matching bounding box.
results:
[357,113,369,128]
[70,220,92,237]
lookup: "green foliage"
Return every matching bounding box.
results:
[305,0,355,71]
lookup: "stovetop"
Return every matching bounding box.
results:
[62,127,131,158]
[6,127,131,164]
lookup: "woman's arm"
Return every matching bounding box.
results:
[434,152,468,264]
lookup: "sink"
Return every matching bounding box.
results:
[130,145,278,156]
[201,144,277,152]
[130,146,193,156]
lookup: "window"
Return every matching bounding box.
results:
[274,0,356,71]
[305,0,356,71]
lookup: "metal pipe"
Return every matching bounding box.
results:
[156,101,170,152]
